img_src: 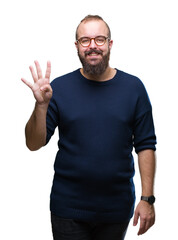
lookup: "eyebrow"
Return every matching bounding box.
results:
[78,35,107,39]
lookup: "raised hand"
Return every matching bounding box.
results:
[21,60,52,105]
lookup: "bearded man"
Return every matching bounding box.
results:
[22,15,157,240]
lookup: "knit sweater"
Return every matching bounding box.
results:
[46,68,156,223]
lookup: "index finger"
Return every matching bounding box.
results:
[45,61,51,81]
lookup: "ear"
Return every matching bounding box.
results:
[109,40,113,50]
[75,41,79,50]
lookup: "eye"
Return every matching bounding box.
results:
[96,37,105,43]
[81,38,90,44]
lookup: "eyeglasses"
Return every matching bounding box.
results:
[77,36,110,47]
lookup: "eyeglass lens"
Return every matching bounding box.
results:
[79,36,107,46]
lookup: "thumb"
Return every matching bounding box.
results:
[40,84,52,93]
[133,211,139,226]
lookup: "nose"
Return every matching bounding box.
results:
[89,38,97,48]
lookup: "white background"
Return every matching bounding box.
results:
[0,0,177,239]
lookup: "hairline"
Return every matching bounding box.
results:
[76,18,111,40]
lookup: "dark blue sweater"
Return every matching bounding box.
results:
[46,69,156,223]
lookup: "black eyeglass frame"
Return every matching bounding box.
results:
[77,36,110,47]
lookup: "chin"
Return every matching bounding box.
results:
[87,59,101,65]
[78,50,110,76]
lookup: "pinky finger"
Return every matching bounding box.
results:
[21,78,33,89]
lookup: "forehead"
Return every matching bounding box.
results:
[77,20,108,38]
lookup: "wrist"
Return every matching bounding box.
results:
[35,101,49,111]
[141,195,156,205]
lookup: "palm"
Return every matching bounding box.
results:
[21,61,52,105]
[32,78,51,104]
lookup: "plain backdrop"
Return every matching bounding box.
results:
[0,0,178,239]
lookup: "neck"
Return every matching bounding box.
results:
[80,66,116,82]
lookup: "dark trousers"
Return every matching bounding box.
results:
[51,213,129,240]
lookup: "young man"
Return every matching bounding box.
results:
[22,15,157,240]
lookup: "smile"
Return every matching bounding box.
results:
[85,49,103,57]
[89,53,100,56]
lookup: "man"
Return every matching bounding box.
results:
[22,15,157,240]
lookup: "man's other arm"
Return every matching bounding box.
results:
[133,149,156,235]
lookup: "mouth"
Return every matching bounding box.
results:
[88,52,100,56]
[85,50,102,57]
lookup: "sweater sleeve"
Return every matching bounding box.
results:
[133,81,157,153]
[46,95,59,145]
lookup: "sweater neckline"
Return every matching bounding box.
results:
[77,68,119,86]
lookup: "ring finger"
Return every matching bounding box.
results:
[29,65,38,82]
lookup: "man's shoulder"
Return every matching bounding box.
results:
[117,69,146,90]
[51,69,80,87]
[117,69,141,83]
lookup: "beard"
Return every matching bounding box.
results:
[78,49,110,76]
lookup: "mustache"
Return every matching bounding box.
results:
[84,49,103,56]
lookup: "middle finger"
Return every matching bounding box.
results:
[34,60,43,79]
[138,219,146,235]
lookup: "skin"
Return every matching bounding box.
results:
[21,61,52,150]
[21,19,156,236]
[133,149,156,235]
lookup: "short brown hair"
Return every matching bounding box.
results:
[75,15,111,40]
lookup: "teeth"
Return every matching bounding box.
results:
[89,53,98,56]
